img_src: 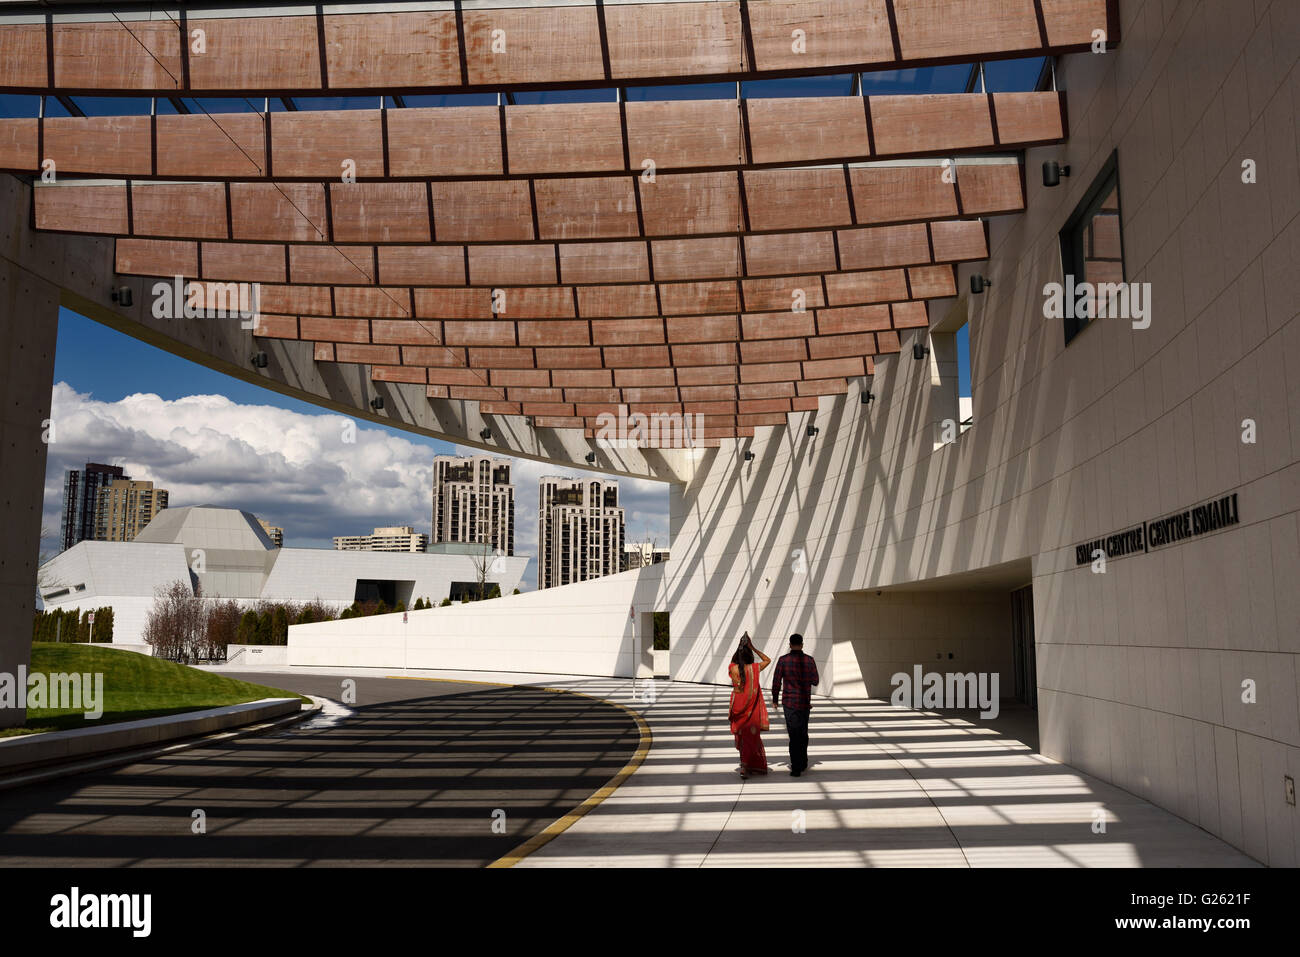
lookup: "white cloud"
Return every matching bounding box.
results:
[43,383,671,579]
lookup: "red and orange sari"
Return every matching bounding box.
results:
[728,661,769,773]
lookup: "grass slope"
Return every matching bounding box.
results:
[1,643,310,737]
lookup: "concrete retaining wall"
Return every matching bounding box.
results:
[225,645,290,667]
[0,697,302,774]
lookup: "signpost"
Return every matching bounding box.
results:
[87,610,95,644]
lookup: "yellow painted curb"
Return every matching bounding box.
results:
[385,675,653,868]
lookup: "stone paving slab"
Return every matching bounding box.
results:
[199,666,1260,867]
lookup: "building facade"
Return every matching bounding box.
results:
[538,477,624,589]
[94,479,168,542]
[431,455,515,556]
[39,506,528,645]
[623,542,669,571]
[333,525,429,552]
[59,463,124,552]
[257,519,284,548]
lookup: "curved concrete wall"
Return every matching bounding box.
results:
[289,563,666,678]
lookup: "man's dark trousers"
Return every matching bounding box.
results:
[784,707,810,773]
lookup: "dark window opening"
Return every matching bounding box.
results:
[1059,151,1124,345]
[354,579,414,607]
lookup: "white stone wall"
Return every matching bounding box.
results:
[260,549,529,605]
[289,563,666,678]
[830,591,1018,700]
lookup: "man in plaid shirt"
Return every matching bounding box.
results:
[771,633,819,776]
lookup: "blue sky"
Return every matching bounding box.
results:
[1,57,1047,118]
[45,310,672,586]
[53,306,457,429]
[957,324,972,398]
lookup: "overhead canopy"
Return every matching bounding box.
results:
[2,0,1113,447]
[0,1,1114,94]
[0,92,1065,178]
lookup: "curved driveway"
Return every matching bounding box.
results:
[0,673,639,867]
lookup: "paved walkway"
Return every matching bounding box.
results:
[0,675,638,867]
[326,669,1253,868]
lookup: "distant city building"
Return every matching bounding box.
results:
[60,463,125,552]
[333,525,429,552]
[538,477,624,590]
[431,455,515,556]
[257,519,284,548]
[95,480,169,542]
[623,542,669,571]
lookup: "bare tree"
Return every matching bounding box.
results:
[627,528,660,570]
[468,542,501,601]
[142,579,206,662]
[35,524,64,606]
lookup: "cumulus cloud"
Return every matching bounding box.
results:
[42,383,671,586]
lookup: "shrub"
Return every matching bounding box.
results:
[272,605,289,645]
[204,598,242,658]
[236,610,259,643]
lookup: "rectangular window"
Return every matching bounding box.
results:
[955,320,972,434]
[1059,151,1124,345]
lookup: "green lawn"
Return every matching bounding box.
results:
[1,643,310,737]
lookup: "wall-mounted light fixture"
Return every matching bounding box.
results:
[585,451,597,465]
[912,341,930,361]
[970,274,992,294]
[806,425,819,437]
[860,390,875,406]
[369,396,384,411]
[743,450,754,461]
[1042,160,1071,187]
[250,351,268,368]
[479,428,492,440]
[110,286,132,308]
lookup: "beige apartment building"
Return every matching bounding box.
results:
[256,519,284,548]
[94,479,168,543]
[431,455,515,556]
[538,477,624,590]
[332,526,428,553]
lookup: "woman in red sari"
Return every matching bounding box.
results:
[728,633,771,778]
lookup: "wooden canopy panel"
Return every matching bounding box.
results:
[0,1,1116,94]
[176,263,952,325]
[35,161,1023,244]
[0,3,1096,446]
[267,296,917,444]
[113,220,988,290]
[0,93,1065,180]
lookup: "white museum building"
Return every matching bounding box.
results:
[38,506,529,646]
